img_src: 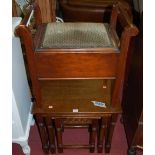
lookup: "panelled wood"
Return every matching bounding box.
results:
[35,52,119,79]
[33,79,120,115]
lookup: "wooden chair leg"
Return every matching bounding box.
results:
[35,115,49,154]
[105,114,118,153]
[55,119,63,153]
[89,119,97,153]
[45,117,56,153]
[97,117,108,153]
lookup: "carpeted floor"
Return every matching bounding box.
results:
[12,116,143,155]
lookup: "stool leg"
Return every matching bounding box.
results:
[35,115,49,154]
[105,114,118,153]
[55,119,63,153]
[89,119,97,153]
[97,117,108,153]
[45,117,56,153]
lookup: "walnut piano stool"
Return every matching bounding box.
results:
[16,2,138,154]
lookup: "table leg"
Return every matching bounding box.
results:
[105,114,118,153]
[97,117,108,153]
[55,119,63,153]
[35,115,49,154]
[89,119,97,153]
[45,117,56,153]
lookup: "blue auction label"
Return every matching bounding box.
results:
[91,101,106,108]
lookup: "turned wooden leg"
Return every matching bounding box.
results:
[55,119,63,153]
[97,117,108,153]
[45,117,56,153]
[89,119,97,153]
[105,114,118,153]
[128,148,136,155]
[35,115,49,154]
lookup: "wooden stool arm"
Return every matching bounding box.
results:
[19,2,42,28]
[110,3,139,108]
[15,9,42,107]
[110,2,138,47]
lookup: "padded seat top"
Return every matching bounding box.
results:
[42,23,114,49]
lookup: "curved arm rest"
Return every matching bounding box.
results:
[110,2,139,108]
[109,2,138,48]
[117,3,138,36]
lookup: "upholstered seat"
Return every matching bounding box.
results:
[41,23,115,49]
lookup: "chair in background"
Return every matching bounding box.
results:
[58,0,132,22]
[16,2,138,154]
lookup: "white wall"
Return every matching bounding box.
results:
[12,18,32,138]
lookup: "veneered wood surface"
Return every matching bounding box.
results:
[33,79,118,115]
[35,52,119,79]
